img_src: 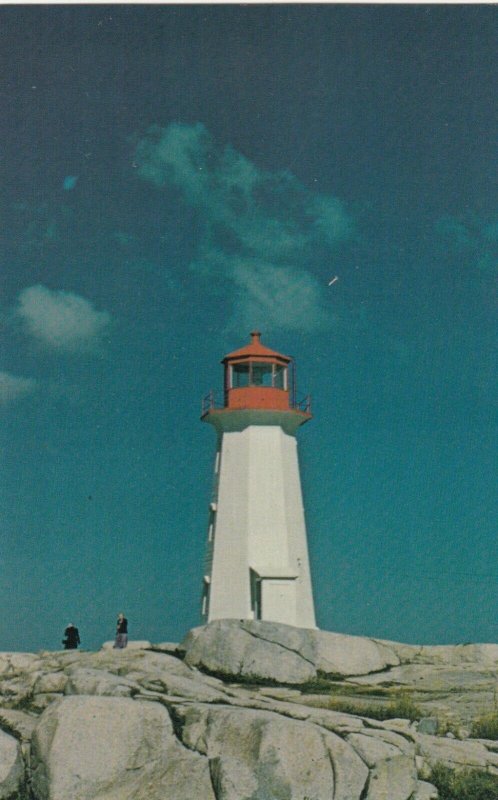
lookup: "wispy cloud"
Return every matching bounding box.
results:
[16,285,111,352]
[436,214,497,274]
[135,123,352,331]
[0,371,36,404]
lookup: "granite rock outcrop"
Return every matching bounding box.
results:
[0,620,497,799]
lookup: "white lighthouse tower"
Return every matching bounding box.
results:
[200,331,316,628]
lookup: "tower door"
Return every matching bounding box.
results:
[260,579,297,625]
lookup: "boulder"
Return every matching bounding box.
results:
[417,717,439,735]
[0,708,38,741]
[181,619,401,684]
[138,672,229,702]
[348,662,497,692]
[347,732,407,767]
[31,693,64,711]
[64,667,139,697]
[350,727,415,756]
[414,731,491,770]
[34,671,68,694]
[93,648,206,682]
[416,643,498,666]
[174,703,369,800]
[182,620,316,684]
[0,728,25,799]
[0,653,42,676]
[412,781,439,800]
[0,674,39,708]
[30,695,215,800]
[364,754,417,800]
[323,728,369,800]
[346,733,417,800]
[312,629,399,675]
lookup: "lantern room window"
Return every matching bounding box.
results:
[232,364,250,387]
[273,364,286,389]
[230,362,287,389]
[251,363,273,386]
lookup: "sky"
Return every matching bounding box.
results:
[0,4,496,652]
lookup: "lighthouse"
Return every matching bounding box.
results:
[200,331,316,628]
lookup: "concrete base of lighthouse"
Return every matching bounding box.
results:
[202,421,316,629]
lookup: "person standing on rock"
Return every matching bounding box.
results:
[62,623,80,650]
[113,612,128,648]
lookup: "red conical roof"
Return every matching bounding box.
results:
[222,331,290,363]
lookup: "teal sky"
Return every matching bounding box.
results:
[0,5,496,651]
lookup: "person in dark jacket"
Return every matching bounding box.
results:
[62,623,80,650]
[113,612,128,649]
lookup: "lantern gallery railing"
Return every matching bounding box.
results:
[293,394,312,414]
[201,391,224,415]
[201,390,311,416]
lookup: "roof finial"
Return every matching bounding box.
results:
[250,330,261,344]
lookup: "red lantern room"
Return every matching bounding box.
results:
[223,330,292,410]
[201,332,311,432]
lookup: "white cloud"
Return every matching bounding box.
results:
[135,122,211,201]
[0,371,36,403]
[436,214,497,274]
[230,260,330,332]
[17,285,111,352]
[310,195,352,244]
[135,123,352,332]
